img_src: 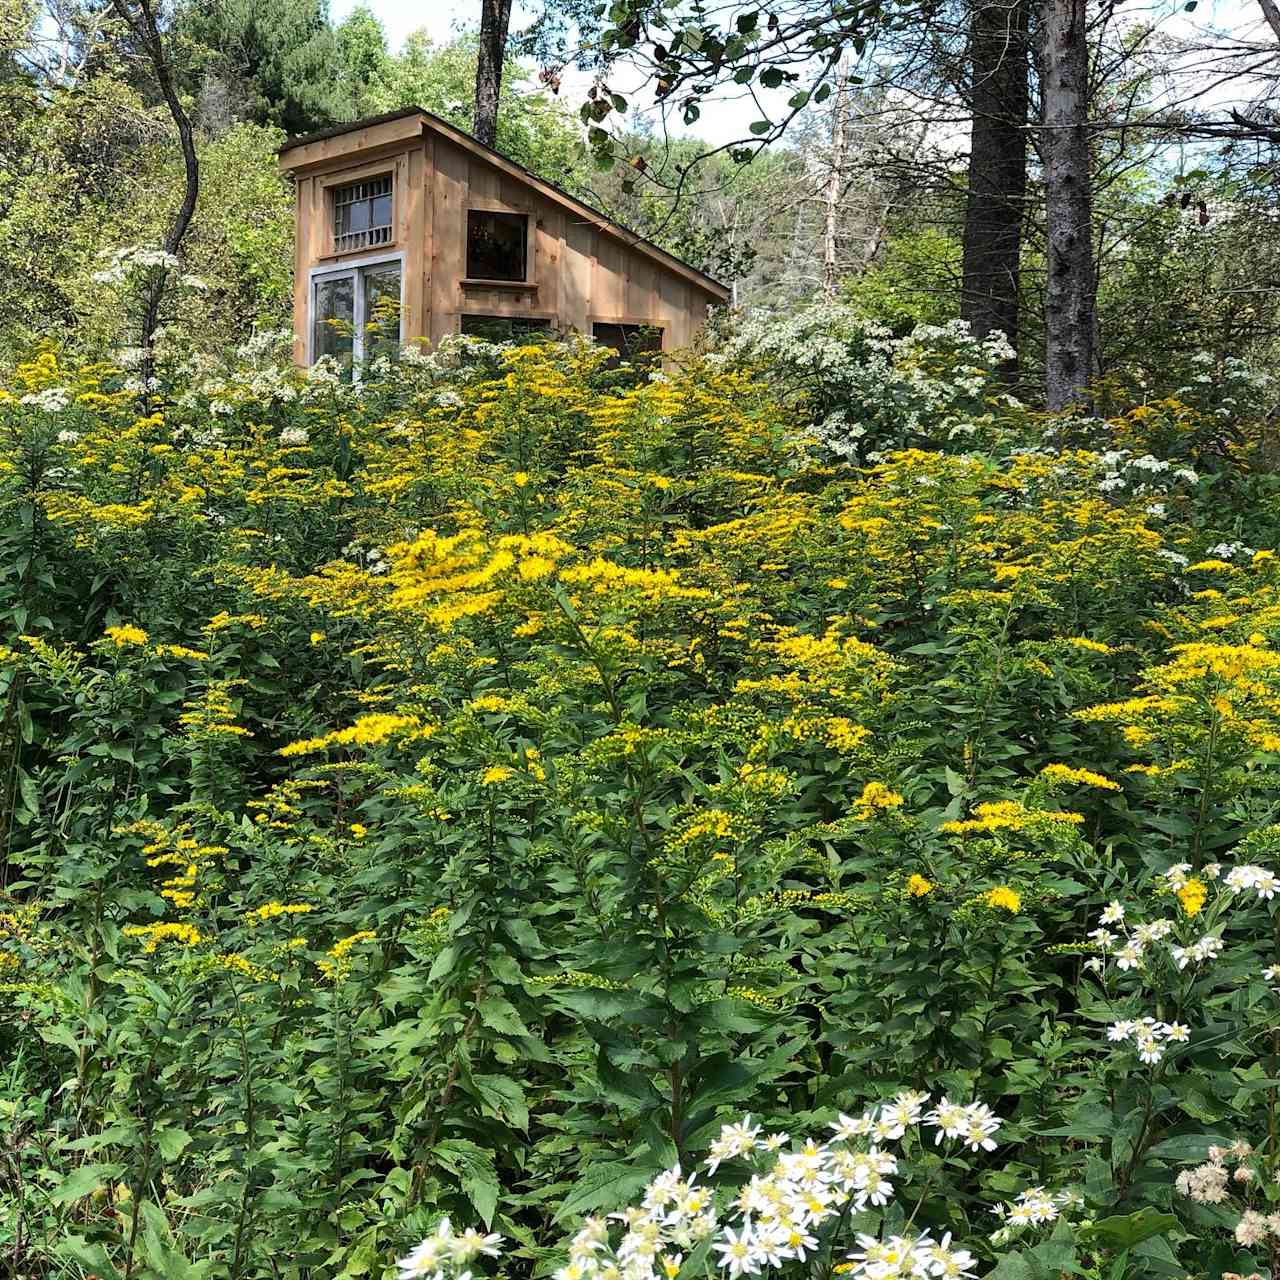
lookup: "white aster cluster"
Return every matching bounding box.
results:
[1105,1016,1190,1063]
[279,426,311,447]
[1093,450,1199,497]
[20,386,71,412]
[1087,894,1226,979]
[552,1096,996,1280]
[1222,864,1280,899]
[990,1187,1082,1245]
[396,1216,502,1280]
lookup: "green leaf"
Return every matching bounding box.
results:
[1146,1133,1225,1161]
[155,1126,193,1161]
[554,1160,656,1223]
[478,995,531,1038]
[748,120,772,135]
[1081,1209,1177,1249]
[49,1163,121,1204]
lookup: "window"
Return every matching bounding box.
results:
[461,315,555,343]
[332,174,393,254]
[311,257,402,376]
[593,323,663,368]
[467,210,528,281]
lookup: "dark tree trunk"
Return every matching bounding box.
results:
[1041,0,1095,409]
[110,0,199,405]
[475,0,515,148]
[960,0,1029,369]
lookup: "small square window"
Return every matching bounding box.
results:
[467,210,529,281]
[333,175,393,253]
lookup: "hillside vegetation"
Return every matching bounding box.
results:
[4,328,1280,1278]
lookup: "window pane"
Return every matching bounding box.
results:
[313,275,354,376]
[371,194,392,228]
[347,200,371,233]
[593,323,663,371]
[461,314,555,342]
[467,210,528,281]
[363,264,402,362]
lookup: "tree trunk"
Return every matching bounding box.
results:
[822,69,850,298]
[1256,0,1280,43]
[110,0,199,405]
[960,0,1029,367]
[1041,0,1095,409]
[474,0,515,148]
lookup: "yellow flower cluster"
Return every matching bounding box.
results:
[1039,763,1121,791]
[123,922,204,953]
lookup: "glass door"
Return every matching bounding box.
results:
[311,257,403,377]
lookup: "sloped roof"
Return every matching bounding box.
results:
[279,106,731,302]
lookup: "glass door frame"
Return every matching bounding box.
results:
[308,250,405,374]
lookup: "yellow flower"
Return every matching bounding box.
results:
[1040,763,1120,791]
[349,822,368,839]
[854,781,904,818]
[1177,879,1207,917]
[984,886,1022,914]
[104,624,149,647]
[310,630,326,645]
[513,471,530,488]
[481,765,514,785]
[123,922,203,952]
[906,873,934,898]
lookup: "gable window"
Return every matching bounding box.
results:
[593,323,663,367]
[311,256,402,376]
[332,174,393,254]
[467,210,528,281]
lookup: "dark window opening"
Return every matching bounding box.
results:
[333,174,393,253]
[592,323,663,368]
[461,314,556,343]
[467,210,529,281]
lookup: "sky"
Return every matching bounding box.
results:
[330,0,1276,150]
[327,0,793,147]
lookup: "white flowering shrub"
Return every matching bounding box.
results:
[722,304,1020,461]
[398,1099,1031,1280]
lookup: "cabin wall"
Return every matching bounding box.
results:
[286,125,716,363]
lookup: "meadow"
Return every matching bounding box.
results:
[3,321,1280,1279]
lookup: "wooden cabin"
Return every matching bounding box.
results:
[278,107,730,371]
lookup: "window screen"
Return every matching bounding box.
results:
[466,210,529,281]
[592,323,663,366]
[461,315,555,343]
[333,174,393,253]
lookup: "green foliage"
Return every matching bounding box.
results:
[1,327,1280,1277]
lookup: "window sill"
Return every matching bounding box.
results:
[319,243,400,263]
[461,278,538,291]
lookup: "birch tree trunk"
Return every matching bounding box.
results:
[1041,0,1095,409]
[822,71,850,299]
[475,0,515,148]
[960,0,1029,367]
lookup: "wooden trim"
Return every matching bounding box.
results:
[279,114,425,172]
[460,279,540,293]
[589,314,669,327]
